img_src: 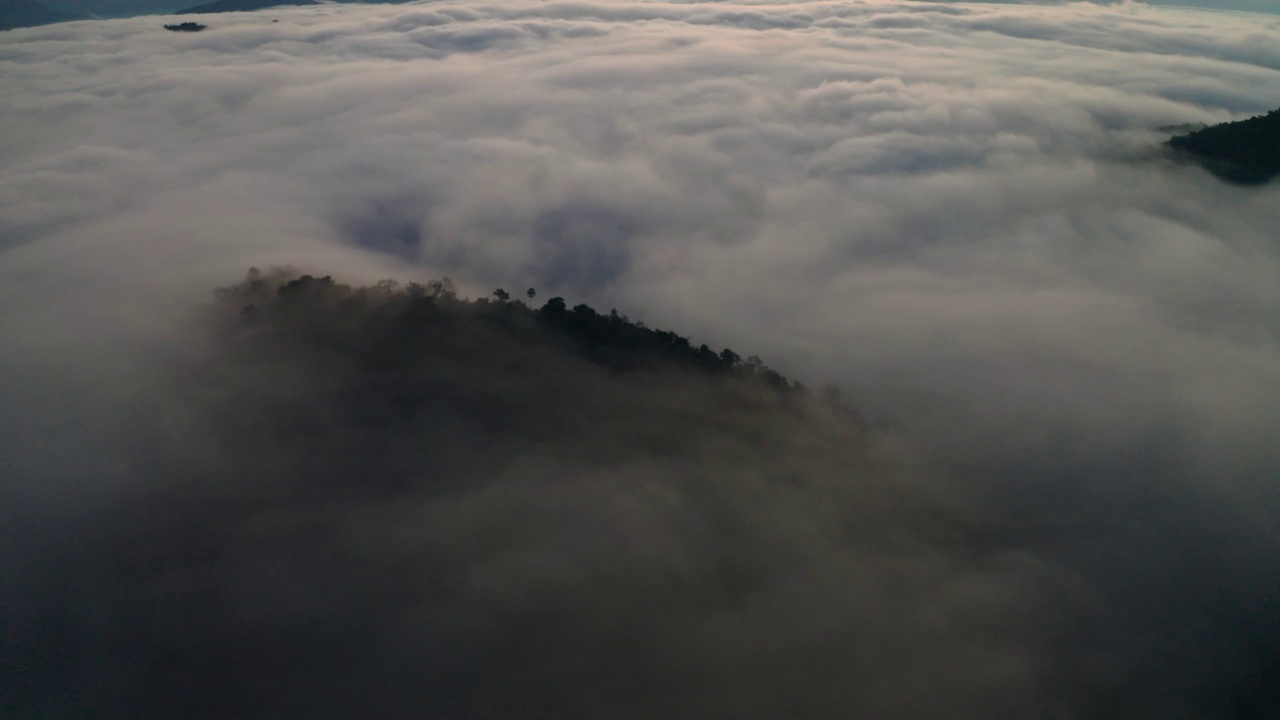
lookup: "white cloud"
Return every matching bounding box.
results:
[2,2,1279,712]
[4,0,1280,492]
[3,0,1278,461]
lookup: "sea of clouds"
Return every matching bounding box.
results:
[2,0,1279,716]
[4,0,1279,483]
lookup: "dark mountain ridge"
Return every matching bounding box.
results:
[176,0,427,15]
[0,0,78,30]
[231,269,807,395]
[178,0,315,14]
[1167,106,1280,185]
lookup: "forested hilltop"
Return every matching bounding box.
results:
[226,269,804,391]
[11,269,982,719]
[1168,106,1280,184]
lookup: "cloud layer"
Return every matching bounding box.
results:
[2,1,1280,717]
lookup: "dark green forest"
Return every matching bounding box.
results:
[233,270,804,393]
[1168,106,1280,184]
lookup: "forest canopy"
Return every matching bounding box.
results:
[225,268,808,394]
[1167,106,1280,184]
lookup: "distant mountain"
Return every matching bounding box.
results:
[40,1,190,19]
[1168,107,1280,185]
[0,0,77,30]
[177,0,316,14]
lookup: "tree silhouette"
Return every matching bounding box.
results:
[216,269,819,405]
[541,297,567,317]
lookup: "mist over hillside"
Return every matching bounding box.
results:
[3,269,1277,719]
[3,1,1280,718]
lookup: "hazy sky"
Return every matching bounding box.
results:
[2,0,1279,716]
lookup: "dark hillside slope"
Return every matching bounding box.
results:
[0,0,74,30]
[0,269,956,719]
[3,269,1277,719]
[178,0,315,13]
[1168,107,1280,184]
